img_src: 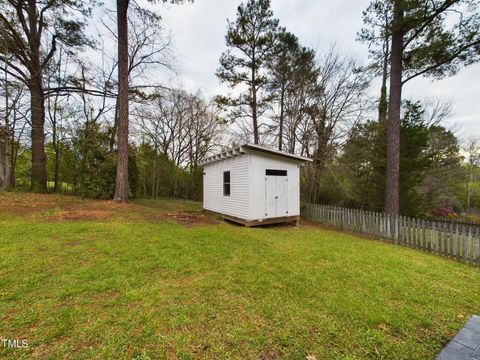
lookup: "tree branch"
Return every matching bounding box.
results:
[402,38,480,84]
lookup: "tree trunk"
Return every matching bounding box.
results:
[0,68,12,191]
[385,0,404,216]
[29,78,47,193]
[109,100,119,153]
[53,142,60,193]
[251,58,259,144]
[10,130,17,188]
[312,124,330,203]
[278,85,285,151]
[152,148,157,199]
[378,38,389,125]
[0,130,10,192]
[114,0,130,203]
[0,57,12,192]
[467,166,473,214]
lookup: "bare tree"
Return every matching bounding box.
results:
[0,0,93,192]
[297,47,370,202]
[464,137,480,214]
[1,65,29,190]
[0,47,12,191]
[135,90,224,198]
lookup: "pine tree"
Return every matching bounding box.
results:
[360,0,480,216]
[216,0,279,144]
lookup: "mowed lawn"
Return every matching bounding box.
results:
[1,194,479,359]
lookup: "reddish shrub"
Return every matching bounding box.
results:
[430,204,455,218]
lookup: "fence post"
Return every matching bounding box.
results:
[377,212,381,237]
[469,226,473,263]
[476,227,480,265]
[412,218,417,248]
[412,217,416,248]
[420,219,424,249]
[448,223,453,258]
[397,216,402,245]
[398,216,402,244]
[455,225,460,260]
[403,217,410,246]
[444,222,448,255]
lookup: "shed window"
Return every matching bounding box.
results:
[223,171,231,196]
[265,169,287,176]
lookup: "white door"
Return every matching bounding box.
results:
[265,176,277,217]
[276,177,288,216]
[264,170,289,218]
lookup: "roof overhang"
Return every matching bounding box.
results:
[199,143,312,166]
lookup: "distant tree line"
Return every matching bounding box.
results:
[1,0,480,219]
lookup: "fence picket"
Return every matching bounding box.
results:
[437,222,442,254]
[406,217,410,247]
[400,216,404,244]
[443,222,448,256]
[416,219,421,249]
[475,227,480,265]
[468,227,473,263]
[414,218,419,248]
[455,225,460,260]
[428,221,432,251]
[394,215,400,244]
[449,223,453,257]
[407,217,411,246]
[420,219,428,250]
[411,218,416,248]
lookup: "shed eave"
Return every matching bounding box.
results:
[199,143,312,166]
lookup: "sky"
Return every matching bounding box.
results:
[157,0,480,141]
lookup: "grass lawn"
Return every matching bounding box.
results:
[0,193,479,359]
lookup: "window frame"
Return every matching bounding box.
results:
[223,171,231,196]
[265,169,288,176]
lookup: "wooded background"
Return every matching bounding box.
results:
[1,0,480,219]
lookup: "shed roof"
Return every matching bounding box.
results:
[199,143,312,166]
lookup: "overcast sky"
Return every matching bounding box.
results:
[157,0,480,141]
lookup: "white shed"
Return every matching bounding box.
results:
[199,144,312,226]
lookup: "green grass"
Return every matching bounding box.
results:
[0,193,479,359]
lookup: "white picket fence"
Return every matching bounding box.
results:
[303,203,480,266]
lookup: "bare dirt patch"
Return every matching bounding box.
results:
[1,193,217,226]
[0,193,78,216]
[65,240,81,247]
[145,211,219,227]
[47,210,113,221]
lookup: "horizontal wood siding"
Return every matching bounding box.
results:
[303,203,480,266]
[203,155,250,219]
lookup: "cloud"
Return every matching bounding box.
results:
[159,0,480,139]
